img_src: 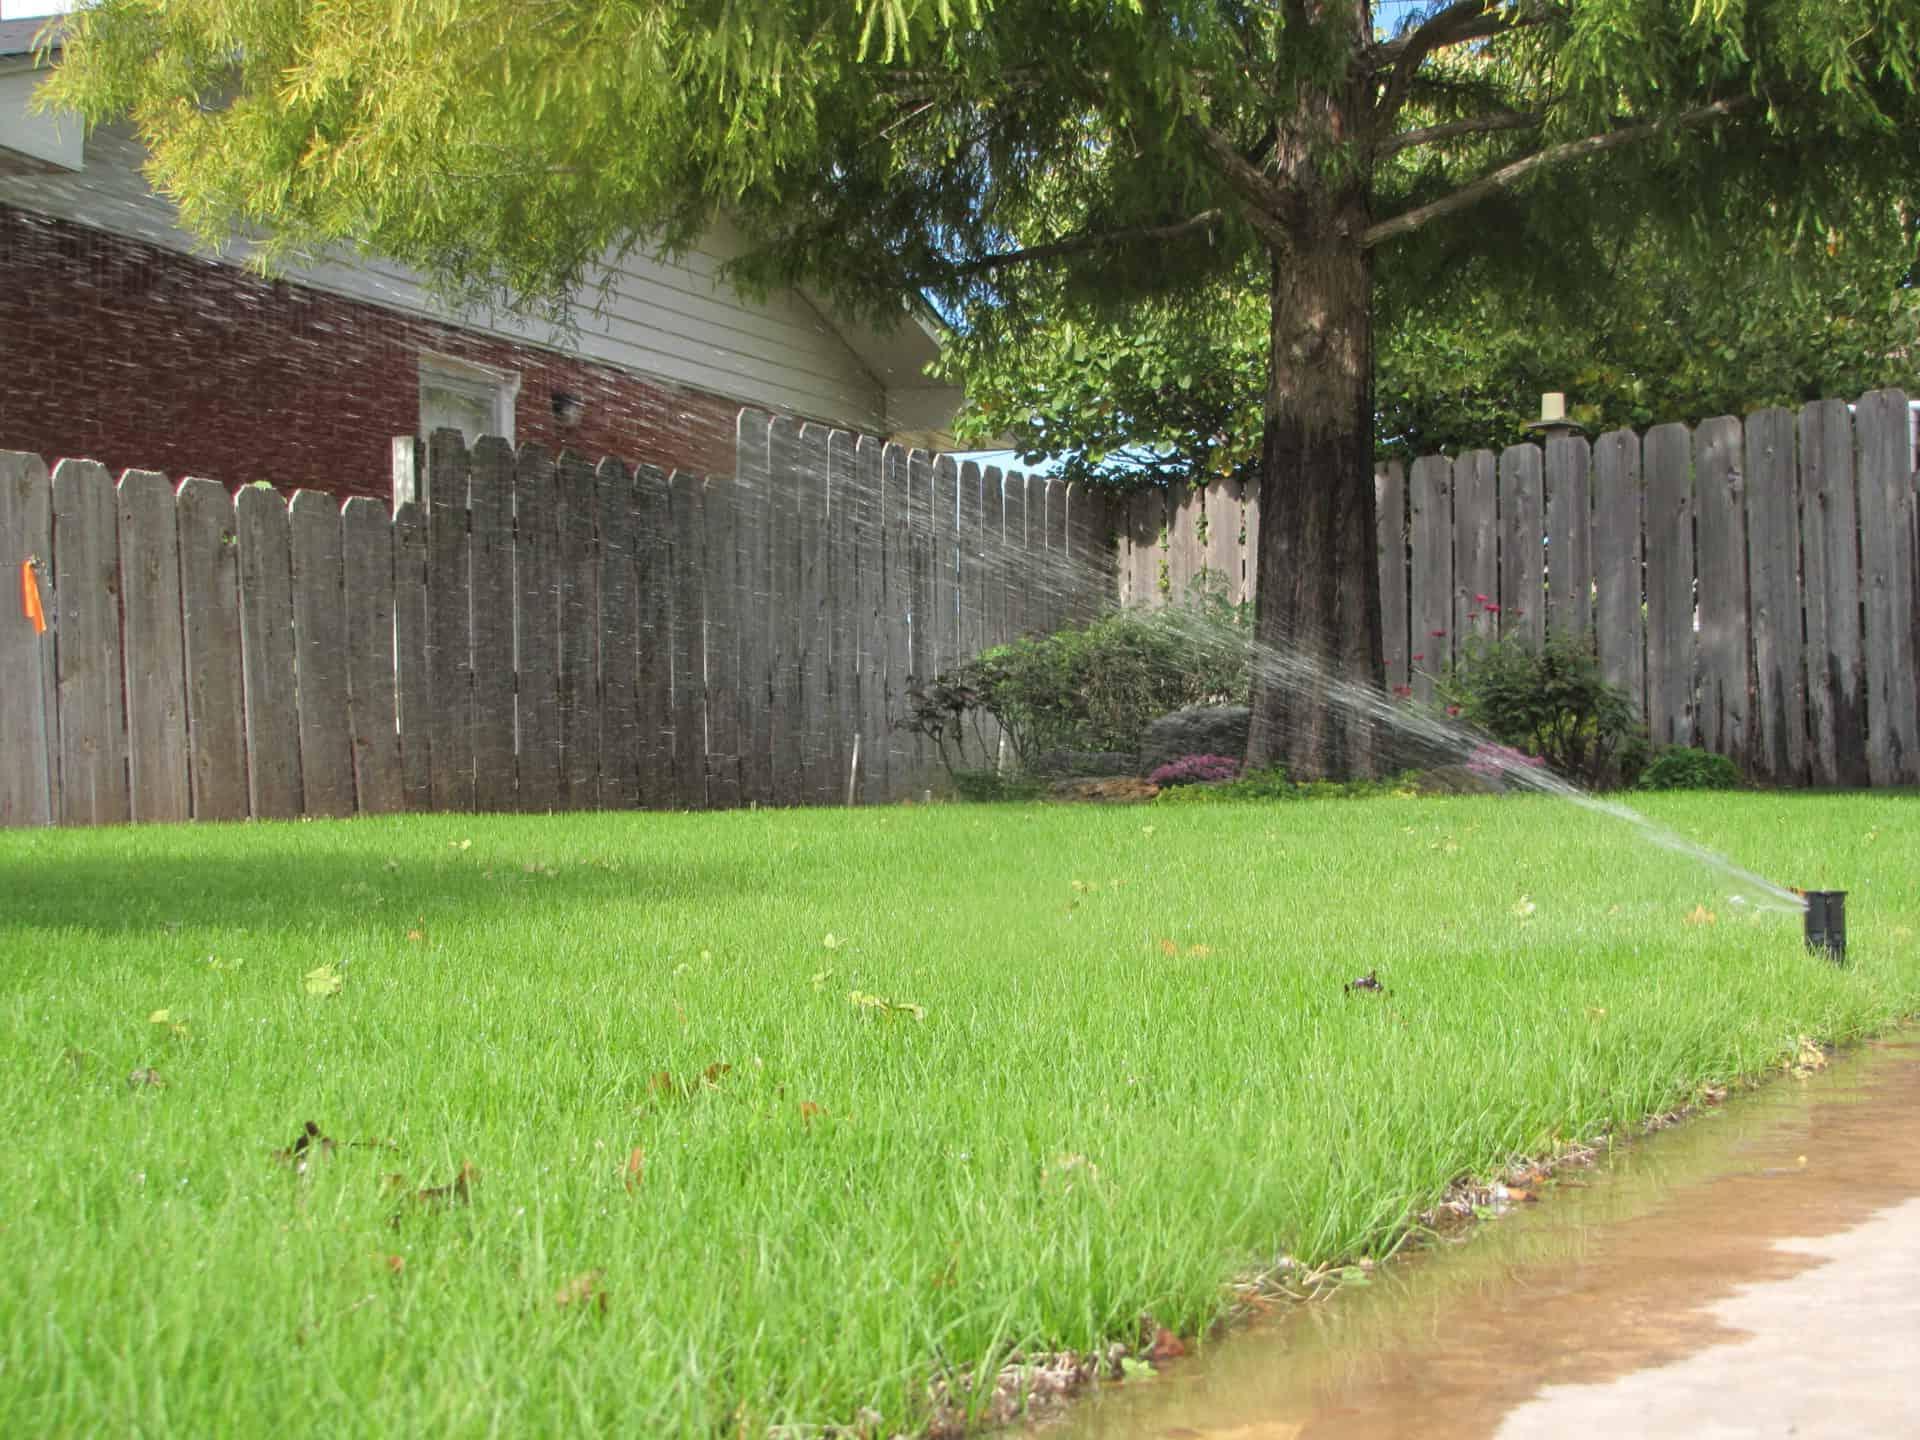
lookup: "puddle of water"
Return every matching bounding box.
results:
[1043,1035,1920,1440]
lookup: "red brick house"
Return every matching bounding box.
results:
[0,18,961,501]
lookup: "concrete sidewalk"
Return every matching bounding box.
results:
[1496,1194,1920,1438]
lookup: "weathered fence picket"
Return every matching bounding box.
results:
[1590,430,1644,716]
[1375,460,1408,693]
[1,452,57,826]
[1857,389,1920,785]
[341,495,403,814]
[290,488,355,818]
[391,498,432,810]
[236,481,301,819]
[1799,400,1865,788]
[1642,422,1694,749]
[1452,450,1497,648]
[468,437,518,812]
[1408,454,1451,700]
[118,469,190,823]
[53,460,130,825]
[1745,408,1806,783]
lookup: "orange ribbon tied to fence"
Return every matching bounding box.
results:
[20,558,46,635]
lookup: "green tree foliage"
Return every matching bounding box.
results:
[949,201,1920,482]
[44,2,1920,777]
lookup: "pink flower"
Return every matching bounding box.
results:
[1484,603,1501,614]
[1430,629,1448,638]
[1393,684,1413,698]
[1446,705,1461,718]
[1474,594,1489,604]
[1411,652,1425,662]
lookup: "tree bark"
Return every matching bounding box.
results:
[1245,200,1384,780]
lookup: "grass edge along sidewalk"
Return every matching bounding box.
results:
[2,792,1914,1437]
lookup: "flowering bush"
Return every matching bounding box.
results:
[1439,630,1647,788]
[1148,753,1242,788]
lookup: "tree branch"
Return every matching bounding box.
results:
[1184,120,1296,244]
[1360,97,1755,248]
[1374,2,1533,134]
[952,210,1227,274]
[1367,1,1561,72]
[1377,109,1544,157]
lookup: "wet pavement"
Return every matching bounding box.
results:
[1046,1035,1920,1440]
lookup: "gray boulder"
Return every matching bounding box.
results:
[1140,705,1251,777]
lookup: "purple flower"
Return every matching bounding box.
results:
[1149,754,1243,788]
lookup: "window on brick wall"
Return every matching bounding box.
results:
[418,353,519,447]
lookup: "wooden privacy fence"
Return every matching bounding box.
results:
[0,413,1113,826]
[1127,389,1920,786]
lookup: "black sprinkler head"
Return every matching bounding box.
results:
[1803,890,1847,964]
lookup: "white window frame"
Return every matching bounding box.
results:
[417,351,520,447]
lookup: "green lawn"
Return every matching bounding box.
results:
[3,792,1914,1436]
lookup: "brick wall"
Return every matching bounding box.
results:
[0,204,753,499]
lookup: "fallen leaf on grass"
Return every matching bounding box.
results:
[381,1254,405,1277]
[554,1269,608,1315]
[624,1146,645,1191]
[1685,905,1717,927]
[798,1101,827,1128]
[821,933,843,950]
[148,1009,189,1038]
[1511,896,1537,919]
[403,1162,479,1218]
[303,964,344,997]
[405,929,426,943]
[1186,944,1213,958]
[273,1120,337,1168]
[701,1062,732,1087]
[648,1070,675,1099]
[126,1066,164,1090]
[848,990,926,1021]
[1159,938,1178,957]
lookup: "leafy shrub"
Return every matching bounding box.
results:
[902,594,1249,778]
[948,769,1051,803]
[1148,754,1242,788]
[1439,630,1646,789]
[1637,746,1743,791]
[1153,765,1417,804]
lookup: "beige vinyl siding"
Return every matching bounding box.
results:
[0,124,890,431]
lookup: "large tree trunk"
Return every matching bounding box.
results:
[1244,202,1384,780]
